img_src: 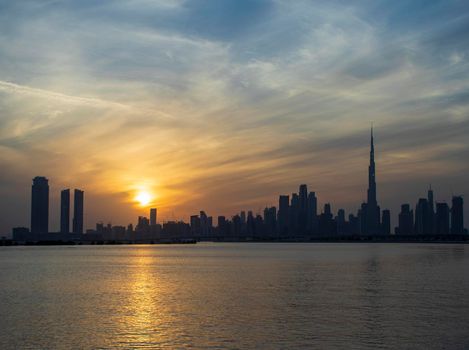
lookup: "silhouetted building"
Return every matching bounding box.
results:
[358,202,366,235]
[290,193,299,233]
[190,215,201,236]
[319,203,336,236]
[31,176,49,234]
[336,209,345,235]
[364,127,381,235]
[136,216,150,233]
[381,209,391,235]
[73,189,84,234]
[278,195,289,236]
[435,202,450,235]
[451,196,464,234]
[398,204,413,235]
[162,221,190,238]
[254,214,264,238]
[246,211,255,237]
[200,211,210,236]
[349,214,360,235]
[217,216,228,237]
[150,208,157,226]
[232,215,241,237]
[415,198,431,235]
[264,206,277,237]
[307,191,318,234]
[217,216,226,228]
[12,227,30,241]
[60,189,70,234]
[298,184,308,234]
[240,211,246,225]
[428,186,435,234]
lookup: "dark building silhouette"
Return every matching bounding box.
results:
[307,191,318,234]
[136,216,150,233]
[278,195,289,235]
[232,214,242,237]
[319,203,336,236]
[150,208,157,226]
[451,196,464,234]
[336,209,345,235]
[217,216,226,228]
[31,176,49,234]
[199,211,211,236]
[349,214,360,235]
[382,209,391,235]
[60,189,70,234]
[398,204,413,235]
[358,202,366,234]
[289,193,299,233]
[428,186,435,234]
[190,215,201,236]
[298,184,308,234]
[73,189,84,234]
[435,202,450,235]
[264,206,277,237]
[240,211,246,225]
[415,198,431,234]
[364,127,381,235]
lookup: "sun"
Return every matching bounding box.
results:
[134,191,152,207]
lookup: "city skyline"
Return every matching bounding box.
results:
[7,129,466,240]
[1,1,469,234]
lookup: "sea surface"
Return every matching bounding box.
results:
[1,243,468,349]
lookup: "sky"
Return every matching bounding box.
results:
[1,0,468,234]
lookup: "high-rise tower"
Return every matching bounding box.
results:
[73,189,84,234]
[365,127,381,234]
[150,208,157,226]
[31,176,49,234]
[60,189,70,233]
[451,196,464,234]
[368,127,377,207]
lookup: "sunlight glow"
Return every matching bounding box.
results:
[135,191,152,207]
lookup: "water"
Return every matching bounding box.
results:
[1,243,468,349]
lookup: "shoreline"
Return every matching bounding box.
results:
[1,235,468,246]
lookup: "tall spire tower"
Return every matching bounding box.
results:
[367,126,377,206]
[365,125,380,234]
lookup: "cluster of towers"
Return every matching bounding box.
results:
[397,188,464,235]
[188,127,464,239]
[30,176,84,234]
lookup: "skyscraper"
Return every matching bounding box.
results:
[73,189,84,234]
[60,189,70,234]
[290,193,299,233]
[398,204,413,235]
[435,202,450,235]
[415,198,430,235]
[298,184,308,233]
[451,196,464,234]
[278,195,289,235]
[428,186,435,234]
[365,127,381,234]
[382,209,391,235]
[150,208,157,226]
[319,203,336,236]
[31,176,49,234]
[307,191,318,233]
